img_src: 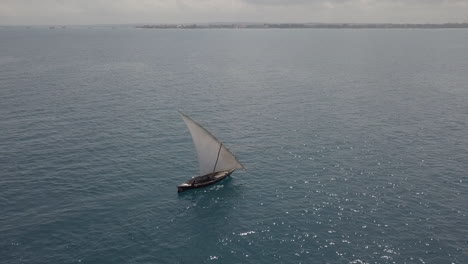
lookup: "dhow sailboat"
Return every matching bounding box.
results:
[177,112,244,192]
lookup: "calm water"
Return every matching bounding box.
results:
[1,27,467,264]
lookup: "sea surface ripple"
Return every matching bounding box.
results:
[1,27,467,263]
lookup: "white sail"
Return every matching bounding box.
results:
[180,112,244,175]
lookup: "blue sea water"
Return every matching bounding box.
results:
[1,27,467,264]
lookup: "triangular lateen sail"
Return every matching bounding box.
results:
[180,112,244,176]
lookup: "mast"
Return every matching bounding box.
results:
[212,143,222,173]
[180,112,244,176]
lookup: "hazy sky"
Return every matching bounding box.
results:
[1,0,467,25]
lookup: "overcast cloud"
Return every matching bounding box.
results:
[0,0,467,25]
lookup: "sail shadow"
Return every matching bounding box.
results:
[178,177,242,224]
[176,176,244,217]
[169,177,245,262]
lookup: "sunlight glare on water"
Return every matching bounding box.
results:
[1,27,467,263]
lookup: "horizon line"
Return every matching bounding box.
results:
[2,21,468,27]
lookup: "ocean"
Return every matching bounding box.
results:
[1,27,467,263]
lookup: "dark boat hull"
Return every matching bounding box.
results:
[177,169,235,192]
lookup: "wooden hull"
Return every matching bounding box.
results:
[177,169,235,192]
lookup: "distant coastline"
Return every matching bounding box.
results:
[136,23,468,29]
